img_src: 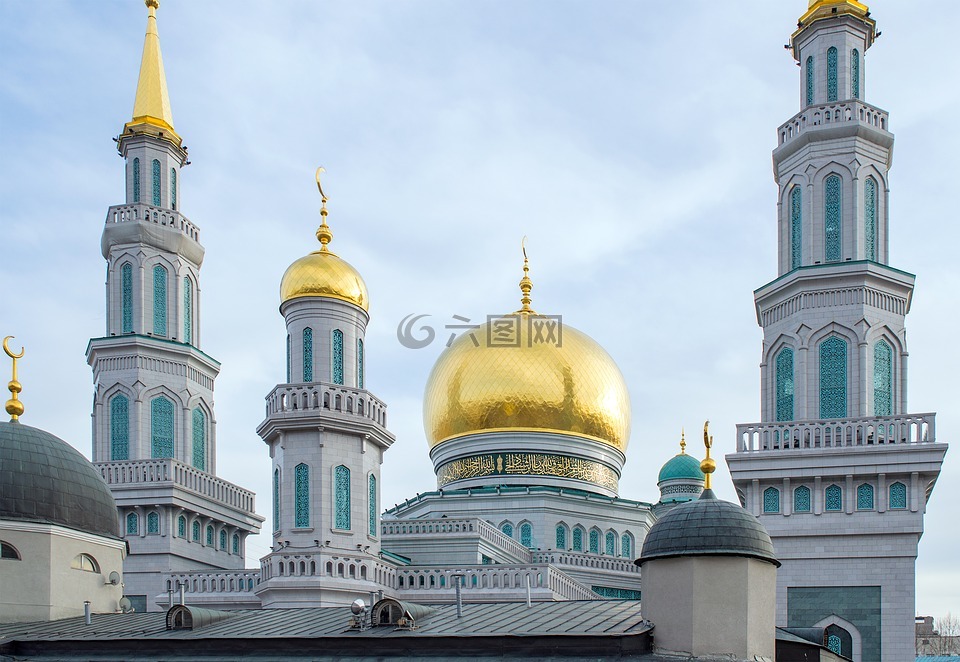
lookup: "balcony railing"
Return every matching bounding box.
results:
[260,551,397,588]
[163,570,261,595]
[264,383,387,428]
[777,99,889,148]
[98,458,257,513]
[105,203,199,242]
[394,564,600,601]
[381,517,533,563]
[736,413,936,452]
[531,550,640,574]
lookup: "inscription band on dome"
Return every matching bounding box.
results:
[437,452,619,492]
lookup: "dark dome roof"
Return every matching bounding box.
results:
[638,489,779,566]
[0,420,119,539]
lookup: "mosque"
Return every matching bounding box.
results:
[0,1,948,660]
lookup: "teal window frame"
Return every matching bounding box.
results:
[232,533,240,554]
[621,534,631,558]
[776,347,794,422]
[302,327,313,382]
[219,529,227,550]
[273,469,280,532]
[790,186,802,269]
[827,46,838,101]
[865,176,877,261]
[150,395,175,458]
[824,175,842,262]
[857,483,874,510]
[605,531,615,556]
[501,522,514,538]
[520,523,533,548]
[825,484,843,511]
[178,515,186,538]
[334,465,351,530]
[183,276,192,345]
[589,529,600,554]
[763,487,781,513]
[556,525,567,550]
[874,339,892,416]
[153,264,167,336]
[889,482,907,509]
[191,407,205,471]
[819,336,848,419]
[152,159,161,206]
[332,329,344,385]
[368,474,377,537]
[794,485,811,513]
[121,263,133,333]
[192,520,201,541]
[851,49,860,99]
[170,168,177,210]
[110,394,130,461]
[357,338,364,388]
[206,525,214,546]
[294,463,310,528]
[573,527,584,552]
[133,157,141,202]
[126,512,139,535]
[147,511,160,534]
[805,56,814,106]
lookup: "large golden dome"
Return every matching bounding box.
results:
[280,250,369,310]
[423,312,631,452]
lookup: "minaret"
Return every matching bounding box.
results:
[255,170,395,609]
[86,0,262,613]
[727,3,947,661]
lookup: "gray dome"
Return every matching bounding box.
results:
[0,420,119,539]
[638,489,779,566]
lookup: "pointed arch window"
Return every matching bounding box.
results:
[805,56,815,106]
[126,512,139,535]
[110,394,129,461]
[170,168,177,210]
[520,523,533,548]
[147,511,160,534]
[177,515,187,538]
[824,175,842,262]
[763,487,781,513]
[192,520,201,541]
[874,339,892,416]
[121,263,133,334]
[332,329,344,385]
[232,533,240,554]
[152,159,161,206]
[827,634,842,655]
[825,484,843,511]
[153,264,168,336]
[357,338,364,389]
[555,525,567,550]
[368,474,377,537]
[183,276,193,345]
[621,534,632,558]
[285,334,291,383]
[334,465,351,530]
[133,158,141,202]
[294,463,310,528]
[589,530,600,554]
[857,483,874,510]
[794,485,811,513]
[572,527,584,552]
[150,395,174,458]
[500,522,514,538]
[776,347,794,422]
[206,525,214,546]
[865,176,877,261]
[219,529,227,550]
[819,336,848,419]
[273,468,280,532]
[889,481,907,509]
[605,531,616,556]
[302,327,313,382]
[790,186,802,269]
[827,47,838,101]
[191,408,206,471]
[851,49,860,99]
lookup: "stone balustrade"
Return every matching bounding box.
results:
[264,382,388,428]
[777,99,889,147]
[98,458,257,512]
[381,517,533,563]
[736,413,936,452]
[531,550,640,574]
[394,564,599,601]
[163,570,261,595]
[260,550,398,589]
[105,203,199,242]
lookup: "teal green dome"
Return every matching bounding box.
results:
[658,452,705,483]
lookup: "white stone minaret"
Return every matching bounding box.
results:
[255,173,395,609]
[86,0,262,613]
[727,2,947,661]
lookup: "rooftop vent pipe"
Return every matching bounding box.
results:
[83,601,91,625]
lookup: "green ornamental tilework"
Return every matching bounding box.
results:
[150,396,174,458]
[889,481,907,509]
[573,527,583,551]
[806,56,815,106]
[206,525,214,546]
[605,531,615,555]
[857,483,874,510]
[828,634,842,655]
[294,463,309,528]
[776,347,795,422]
[763,487,780,513]
[178,515,186,537]
[621,534,631,558]
[153,265,167,336]
[302,328,313,382]
[332,329,344,385]
[133,158,141,202]
[183,277,192,345]
[357,338,364,389]
[794,485,811,512]
[787,586,881,662]
[191,408,205,471]
[273,469,280,532]
[126,512,138,535]
[556,525,566,549]
[790,186,802,269]
[334,465,351,530]
[589,530,600,554]
[520,522,533,547]
[110,394,129,461]
[592,586,641,600]
[501,522,513,538]
[286,335,291,383]
[851,49,860,99]
[219,529,227,550]
[865,176,877,261]
[170,168,176,210]
[824,175,842,262]
[825,484,843,511]
[192,520,200,541]
[152,159,161,206]
[368,474,377,537]
[827,47,838,101]
[232,533,240,554]
[874,340,892,416]
[121,263,133,333]
[147,511,159,534]
[819,336,848,419]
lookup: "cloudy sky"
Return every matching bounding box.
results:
[1,1,956,617]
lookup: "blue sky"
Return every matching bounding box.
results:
[1,1,957,617]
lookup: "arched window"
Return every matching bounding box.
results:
[368,474,377,537]
[827,634,842,655]
[219,529,227,550]
[874,339,892,416]
[121,263,133,334]
[827,47,838,101]
[825,624,852,658]
[621,534,632,558]
[501,522,514,538]
[110,394,130,461]
[865,176,877,261]
[825,484,843,511]
[857,483,874,510]
[183,276,193,344]
[273,469,280,532]
[520,523,533,548]
[794,485,811,513]
[805,55,814,106]
[332,329,344,385]
[152,159,161,206]
[294,463,310,528]
[71,553,99,572]
[790,186,802,269]
[776,347,794,422]
[589,529,600,554]
[357,338,364,389]
[819,336,848,419]
[232,533,240,554]
[285,334,291,383]
[192,520,201,541]
[0,541,20,560]
[150,395,174,458]
[132,157,141,203]
[302,327,313,382]
[153,264,168,336]
[126,512,139,535]
[824,175,842,262]
[605,531,616,556]
[206,525,214,546]
[889,482,907,509]
[851,49,860,99]
[170,168,177,210]
[192,408,206,471]
[555,525,567,550]
[572,527,584,552]
[178,515,186,538]
[763,487,781,513]
[147,511,160,534]
[334,465,351,530]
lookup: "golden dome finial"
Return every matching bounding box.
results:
[518,236,534,314]
[700,420,716,490]
[680,428,686,454]
[3,336,25,421]
[124,0,180,145]
[315,167,333,252]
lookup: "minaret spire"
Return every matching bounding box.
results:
[517,236,535,314]
[124,0,181,146]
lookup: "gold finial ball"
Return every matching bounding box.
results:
[7,379,21,394]
[145,0,160,9]
[5,398,23,418]
[316,223,333,248]
[700,457,717,474]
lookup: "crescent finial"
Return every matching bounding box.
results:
[315,166,328,202]
[3,336,24,360]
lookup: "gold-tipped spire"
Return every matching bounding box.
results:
[679,429,686,454]
[124,0,181,145]
[517,237,535,314]
[701,420,716,490]
[3,336,25,421]
[314,167,334,253]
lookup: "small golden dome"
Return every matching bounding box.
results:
[423,314,631,452]
[279,250,369,310]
